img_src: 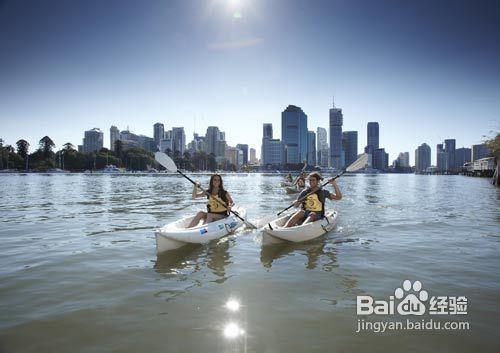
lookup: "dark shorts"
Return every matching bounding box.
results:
[303,210,324,220]
[208,211,229,217]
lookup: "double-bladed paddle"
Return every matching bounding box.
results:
[154,152,258,229]
[276,153,369,216]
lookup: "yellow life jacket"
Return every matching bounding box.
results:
[207,194,227,213]
[303,192,323,212]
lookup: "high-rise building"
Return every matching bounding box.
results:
[373,148,388,170]
[110,126,119,151]
[316,127,329,167]
[205,126,221,156]
[159,138,172,153]
[367,122,379,150]
[282,105,308,165]
[187,133,205,153]
[249,148,257,165]
[342,131,358,167]
[472,144,491,161]
[153,123,164,147]
[262,138,282,166]
[393,152,410,168]
[261,123,282,167]
[216,140,227,159]
[415,143,431,172]
[329,99,343,169]
[263,123,273,139]
[225,146,244,167]
[171,127,186,154]
[120,129,156,152]
[307,131,316,166]
[455,147,472,168]
[436,144,446,172]
[82,128,103,153]
[236,144,249,164]
[444,139,456,171]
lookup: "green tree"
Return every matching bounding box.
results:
[39,136,55,158]
[485,133,500,186]
[63,142,75,151]
[16,139,30,171]
[114,140,123,159]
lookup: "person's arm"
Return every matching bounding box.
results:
[293,190,307,207]
[225,192,234,211]
[328,179,342,200]
[191,182,206,199]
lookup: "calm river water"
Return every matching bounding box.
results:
[0,173,499,352]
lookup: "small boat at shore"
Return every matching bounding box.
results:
[155,206,246,253]
[263,210,338,244]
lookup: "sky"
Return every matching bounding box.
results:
[0,0,499,165]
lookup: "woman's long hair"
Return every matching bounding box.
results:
[207,174,228,203]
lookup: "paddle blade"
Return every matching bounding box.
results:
[346,153,368,172]
[155,152,177,172]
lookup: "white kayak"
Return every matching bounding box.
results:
[263,209,338,243]
[285,186,300,194]
[155,207,246,253]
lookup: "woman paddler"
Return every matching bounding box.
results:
[187,174,234,228]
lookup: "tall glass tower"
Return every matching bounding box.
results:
[281,105,308,165]
[329,98,343,169]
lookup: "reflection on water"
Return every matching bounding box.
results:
[154,244,206,275]
[260,236,338,271]
[0,174,499,353]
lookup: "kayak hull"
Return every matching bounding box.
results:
[263,210,338,243]
[285,187,300,194]
[155,207,246,253]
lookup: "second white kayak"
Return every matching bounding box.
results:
[263,210,338,243]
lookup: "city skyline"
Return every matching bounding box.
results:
[1,0,499,165]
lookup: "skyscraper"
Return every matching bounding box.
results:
[455,147,472,168]
[436,143,446,172]
[415,143,431,172]
[249,148,257,164]
[187,133,205,153]
[282,105,308,165]
[342,131,358,167]
[82,128,103,153]
[263,124,273,139]
[367,122,379,150]
[373,148,388,170]
[444,139,456,172]
[394,152,410,168]
[316,127,329,167]
[171,127,186,154]
[307,131,316,166]
[329,99,343,169]
[153,123,164,147]
[472,144,491,161]
[261,123,282,167]
[205,126,220,156]
[262,138,282,166]
[110,125,119,151]
[236,144,249,164]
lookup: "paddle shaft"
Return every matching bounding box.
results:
[277,170,345,216]
[175,169,251,226]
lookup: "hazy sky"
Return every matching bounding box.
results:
[1,0,499,165]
